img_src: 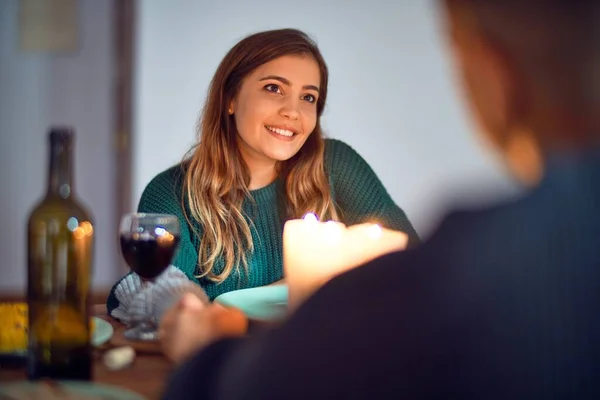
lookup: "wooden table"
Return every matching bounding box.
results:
[0,304,174,400]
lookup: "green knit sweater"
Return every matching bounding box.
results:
[107,139,418,311]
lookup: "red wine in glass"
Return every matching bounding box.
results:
[120,233,181,280]
[119,213,180,341]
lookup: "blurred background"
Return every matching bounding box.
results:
[0,0,517,296]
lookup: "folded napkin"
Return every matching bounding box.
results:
[110,265,209,324]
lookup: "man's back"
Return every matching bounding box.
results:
[163,151,600,399]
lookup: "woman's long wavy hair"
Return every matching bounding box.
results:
[183,28,338,283]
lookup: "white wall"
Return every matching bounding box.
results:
[133,0,517,237]
[0,0,118,292]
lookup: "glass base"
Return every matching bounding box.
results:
[124,321,159,341]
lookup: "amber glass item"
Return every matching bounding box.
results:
[27,127,94,380]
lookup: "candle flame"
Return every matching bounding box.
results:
[303,212,318,222]
[366,224,382,240]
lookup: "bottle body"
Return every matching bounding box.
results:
[27,128,94,380]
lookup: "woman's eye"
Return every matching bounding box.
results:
[303,94,317,104]
[264,84,281,94]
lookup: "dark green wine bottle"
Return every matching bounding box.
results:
[27,127,94,380]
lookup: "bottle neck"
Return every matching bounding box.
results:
[47,138,74,199]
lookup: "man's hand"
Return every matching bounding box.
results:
[159,293,248,364]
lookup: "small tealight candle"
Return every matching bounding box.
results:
[303,212,318,223]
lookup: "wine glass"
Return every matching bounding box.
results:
[119,213,180,341]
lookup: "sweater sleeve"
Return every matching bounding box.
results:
[324,139,420,247]
[106,165,200,314]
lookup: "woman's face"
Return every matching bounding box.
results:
[230,54,321,169]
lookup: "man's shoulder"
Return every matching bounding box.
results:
[332,191,539,288]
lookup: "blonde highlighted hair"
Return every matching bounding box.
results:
[183,28,338,283]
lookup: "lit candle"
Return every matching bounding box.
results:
[283,214,408,311]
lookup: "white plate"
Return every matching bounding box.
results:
[91,316,114,347]
[214,285,288,321]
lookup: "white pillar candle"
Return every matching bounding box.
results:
[283,214,408,311]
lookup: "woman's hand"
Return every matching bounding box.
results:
[159,293,248,364]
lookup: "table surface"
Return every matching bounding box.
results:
[0,304,174,400]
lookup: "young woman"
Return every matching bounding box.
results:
[107,28,419,313]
